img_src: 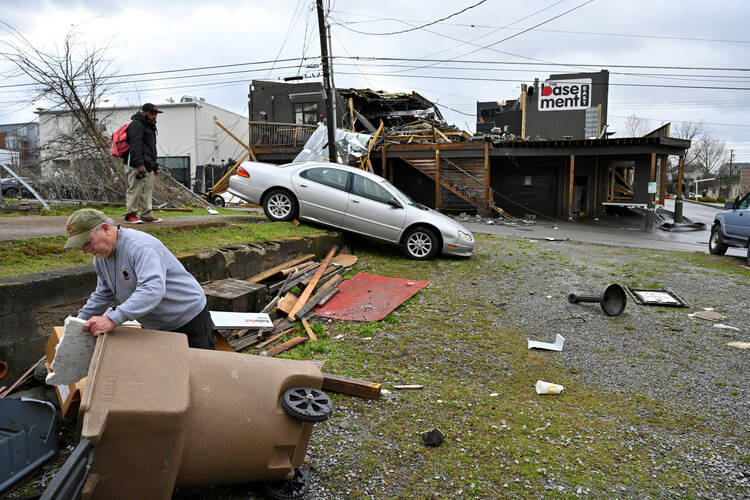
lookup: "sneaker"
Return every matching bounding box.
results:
[141,216,162,223]
[124,212,142,224]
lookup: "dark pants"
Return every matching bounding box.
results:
[173,303,215,350]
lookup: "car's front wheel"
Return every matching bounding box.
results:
[402,226,439,260]
[709,225,728,255]
[263,188,298,222]
[3,187,19,198]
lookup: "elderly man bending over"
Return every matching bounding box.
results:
[64,208,215,349]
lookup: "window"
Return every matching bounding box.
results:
[351,174,394,204]
[300,167,349,191]
[157,156,190,187]
[294,103,318,125]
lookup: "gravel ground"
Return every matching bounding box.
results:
[6,233,749,499]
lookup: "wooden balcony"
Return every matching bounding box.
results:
[249,121,317,148]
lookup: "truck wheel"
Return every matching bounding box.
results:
[261,467,308,500]
[282,387,333,422]
[211,194,225,207]
[709,225,728,255]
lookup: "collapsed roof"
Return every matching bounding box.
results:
[338,88,444,128]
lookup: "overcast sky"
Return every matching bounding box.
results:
[1,0,749,160]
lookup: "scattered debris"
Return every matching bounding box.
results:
[421,427,445,447]
[0,398,58,493]
[689,310,726,322]
[209,311,273,329]
[393,385,423,390]
[266,336,307,357]
[535,380,564,395]
[625,286,688,307]
[568,283,627,316]
[0,356,46,399]
[46,317,96,386]
[727,341,750,349]
[527,334,565,351]
[714,324,740,331]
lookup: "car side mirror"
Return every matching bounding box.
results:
[725,201,735,209]
[387,198,403,209]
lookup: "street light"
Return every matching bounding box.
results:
[694,177,716,198]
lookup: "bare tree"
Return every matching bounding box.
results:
[0,23,203,206]
[623,114,652,137]
[692,135,727,177]
[672,120,707,167]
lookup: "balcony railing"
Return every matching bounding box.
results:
[249,121,317,148]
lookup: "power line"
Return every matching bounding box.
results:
[332,0,487,36]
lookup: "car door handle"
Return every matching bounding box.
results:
[351,199,360,204]
[299,183,308,188]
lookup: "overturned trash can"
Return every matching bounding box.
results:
[76,326,331,499]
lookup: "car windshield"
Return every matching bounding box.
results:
[380,180,415,206]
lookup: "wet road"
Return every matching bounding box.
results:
[462,200,747,258]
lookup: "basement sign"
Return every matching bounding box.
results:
[538,79,591,111]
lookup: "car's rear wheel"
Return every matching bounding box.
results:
[709,225,728,255]
[263,189,298,222]
[210,194,225,207]
[3,187,19,198]
[402,226,439,260]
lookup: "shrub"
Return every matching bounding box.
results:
[716,196,726,203]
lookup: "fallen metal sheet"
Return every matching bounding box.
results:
[46,316,96,386]
[625,287,688,307]
[0,398,58,493]
[209,311,273,329]
[527,334,565,351]
[314,273,430,321]
[659,221,706,231]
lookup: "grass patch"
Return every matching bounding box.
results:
[0,221,325,278]
[0,203,245,218]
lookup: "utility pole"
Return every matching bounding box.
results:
[730,149,734,176]
[316,0,337,163]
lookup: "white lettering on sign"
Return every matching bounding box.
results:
[538,79,592,111]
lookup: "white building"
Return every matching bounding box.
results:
[37,96,249,187]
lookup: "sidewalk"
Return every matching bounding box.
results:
[0,211,265,241]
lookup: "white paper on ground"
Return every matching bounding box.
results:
[535,380,564,394]
[714,323,740,331]
[528,334,565,351]
[210,311,273,329]
[46,316,96,386]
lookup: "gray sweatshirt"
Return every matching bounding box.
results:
[77,227,206,330]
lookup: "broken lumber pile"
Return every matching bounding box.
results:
[204,246,357,355]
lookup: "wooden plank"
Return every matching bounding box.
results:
[301,317,316,341]
[288,247,338,321]
[228,333,261,351]
[650,153,657,203]
[435,148,441,209]
[256,332,285,350]
[435,128,452,143]
[568,155,575,220]
[318,286,340,306]
[293,275,344,319]
[260,295,280,314]
[277,292,299,314]
[349,98,356,130]
[247,254,315,283]
[321,373,382,400]
[0,356,45,398]
[266,336,307,357]
[279,261,317,277]
[292,219,301,227]
[269,263,322,295]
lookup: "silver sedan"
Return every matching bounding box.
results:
[228,161,474,260]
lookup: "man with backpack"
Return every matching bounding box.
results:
[123,103,163,224]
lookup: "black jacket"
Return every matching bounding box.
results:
[125,112,159,172]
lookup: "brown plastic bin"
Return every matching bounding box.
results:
[77,326,324,499]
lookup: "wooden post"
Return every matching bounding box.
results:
[248,121,253,147]
[593,156,599,213]
[349,98,355,130]
[388,158,393,183]
[659,155,668,204]
[568,155,575,220]
[435,148,441,209]
[676,156,685,199]
[381,142,387,178]
[650,153,657,203]
[484,142,490,209]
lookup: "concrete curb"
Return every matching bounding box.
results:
[0,232,343,383]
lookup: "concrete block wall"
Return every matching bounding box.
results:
[0,232,342,384]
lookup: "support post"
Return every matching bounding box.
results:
[650,153,657,203]
[593,156,599,213]
[381,142,387,178]
[676,156,685,198]
[435,148,441,209]
[659,155,668,205]
[484,142,490,209]
[520,86,527,140]
[568,155,575,220]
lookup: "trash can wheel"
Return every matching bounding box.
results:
[261,467,309,500]
[281,387,333,423]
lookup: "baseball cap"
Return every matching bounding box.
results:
[142,103,163,114]
[64,208,108,249]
